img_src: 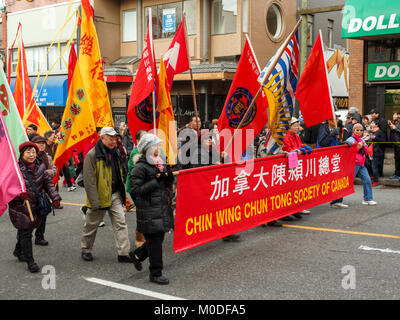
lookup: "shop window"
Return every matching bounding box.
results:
[10,43,70,75]
[145,0,196,40]
[366,40,400,63]
[266,3,283,39]
[122,9,137,42]
[212,0,237,35]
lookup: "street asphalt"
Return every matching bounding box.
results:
[0,183,399,301]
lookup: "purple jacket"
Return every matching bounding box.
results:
[8,159,61,230]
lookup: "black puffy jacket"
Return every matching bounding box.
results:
[130,155,174,234]
[8,159,61,230]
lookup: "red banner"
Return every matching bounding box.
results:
[174,145,357,253]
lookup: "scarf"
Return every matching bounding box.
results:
[149,155,164,172]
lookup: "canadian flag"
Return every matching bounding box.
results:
[163,16,190,90]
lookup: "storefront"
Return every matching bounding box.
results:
[343,0,400,119]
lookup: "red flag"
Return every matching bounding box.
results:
[0,110,26,216]
[127,12,157,142]
[295,32,335,127]
[218,39,268,162]
[163,16,190,90]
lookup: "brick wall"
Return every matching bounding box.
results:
[348,39,365,114]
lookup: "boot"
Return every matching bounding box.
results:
[13,243,24,262]
[19,230,39,273]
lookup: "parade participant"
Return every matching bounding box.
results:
[31,135,59,246]
[26,124,38,140]
[177,116,201,169]
[8,142,61,273]
[129,133,174,285]
[345,123,377,205]
[81,127,132,263]
[388,112,400,180]
[127,130,147,248]
[281,117,312,219]
[317,119,349,209]
[188,130,243,240]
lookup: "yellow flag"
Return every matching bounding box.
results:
[157,59,177,165]
[79,0,113,128]
[53,47,96,172]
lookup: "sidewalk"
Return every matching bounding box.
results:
[354,148,400,188]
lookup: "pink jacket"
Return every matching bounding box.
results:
[346,134,369,166]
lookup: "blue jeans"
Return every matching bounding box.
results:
[354,165,373,201]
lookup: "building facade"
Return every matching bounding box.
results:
[343,0,400,120]
[4,0,298,128]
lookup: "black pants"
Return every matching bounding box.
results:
[395,145,400,177]
[62,164,73,187]
[15,229,34,263]
[35,215,47,240]
[133,232,165,277]
[371,155,383,182]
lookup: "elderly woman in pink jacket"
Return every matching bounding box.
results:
[345,123,377,206]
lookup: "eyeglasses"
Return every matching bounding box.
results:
[354,129,364,132]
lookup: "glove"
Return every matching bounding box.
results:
[299,147,307,155]
[19,192,30,201]
[305,145,312,154]
[53,200,61,208]
[156,172,166,182]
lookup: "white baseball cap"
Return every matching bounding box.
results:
[100,127,118,137]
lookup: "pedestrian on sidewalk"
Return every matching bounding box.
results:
[129,133,174,285]
[80,127,132,263]
[345,124,377,206]
[8,142,61,273]
[388,112,400,180]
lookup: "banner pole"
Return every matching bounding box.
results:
[223,18,303,155]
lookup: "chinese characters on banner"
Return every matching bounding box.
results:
[174,145,357,253]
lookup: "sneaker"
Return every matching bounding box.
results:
[292,213,303,219]
[149,275,169,285]
[267,220,282,227]
[299,210,311,215]
[371,182,379,187]
[81,252,93,261]
[67,186,76,192]
[80,206,87,220]
[389,175,400,180]
[280,216,295,221]
[330,203,349,209]
[99,221,105,227]
[362,200,377,206]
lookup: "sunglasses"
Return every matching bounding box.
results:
[354,129,364,132]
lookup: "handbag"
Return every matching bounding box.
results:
[20,164,53,217]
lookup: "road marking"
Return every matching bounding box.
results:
[84,277,186,300]
[61,201,85,207]
[282,224,400,240]
[359,245,400,255]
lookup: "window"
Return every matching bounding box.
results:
[266,3,282,39]
[212,0,237,35]
[11,44,70,74]
[145,0,196,40]
[123,9,137,42]
[307,14,314,47]
[366,40,400,63]
[327,19,334,49]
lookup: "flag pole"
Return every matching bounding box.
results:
[183,13,199,131]
[148,7,157,134]
[223,18,302,155]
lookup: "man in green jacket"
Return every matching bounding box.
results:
[81,127,133,263]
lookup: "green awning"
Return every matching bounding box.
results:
[342,0,400,38]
